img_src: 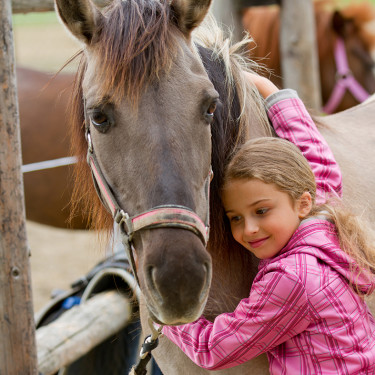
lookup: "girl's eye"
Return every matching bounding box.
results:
[229,216,241,223]
[256,208,268,215]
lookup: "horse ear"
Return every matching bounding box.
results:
[170,0,212,36]
[332,10,356,38]
[54,0,104,45]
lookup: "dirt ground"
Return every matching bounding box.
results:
[27,221,105,313]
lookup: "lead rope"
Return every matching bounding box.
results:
[129,318,163,375]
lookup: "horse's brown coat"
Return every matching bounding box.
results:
[19,67,88,229]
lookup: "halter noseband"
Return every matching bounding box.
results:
[323,37,371,114]
[84,108,211,285]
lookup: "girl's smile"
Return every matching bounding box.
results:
[222,178,312,259]
[248,237,269,248]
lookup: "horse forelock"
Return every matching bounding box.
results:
[89,0,179,106]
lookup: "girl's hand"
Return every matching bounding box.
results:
[243,71,279,99]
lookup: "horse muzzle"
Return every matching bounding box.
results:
[137,228,212,325]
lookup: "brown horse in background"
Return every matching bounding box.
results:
[243,1,375,113]
[18,67,87,229]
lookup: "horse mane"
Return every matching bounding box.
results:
[192,15,270,262]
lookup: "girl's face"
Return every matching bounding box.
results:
[222,178,311,259]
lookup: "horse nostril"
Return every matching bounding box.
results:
[147,265,163,304]
[146,259,211,306]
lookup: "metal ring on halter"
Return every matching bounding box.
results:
[116,210,134,241]
[335,69,352,81]
[86,131,93,153]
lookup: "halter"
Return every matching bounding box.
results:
[84,105,212,285]
[323,37,371,114]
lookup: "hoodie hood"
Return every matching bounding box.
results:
[260,218,375,296]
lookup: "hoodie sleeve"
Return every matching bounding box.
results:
[162,267,310,370]
[265,89,343,203]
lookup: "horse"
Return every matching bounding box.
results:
[242,1,375,113]
[18,67,89,229]
[54,0,375,374]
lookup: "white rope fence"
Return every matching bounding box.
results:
[22,156,77,173]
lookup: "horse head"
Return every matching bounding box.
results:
[55,0,216,325]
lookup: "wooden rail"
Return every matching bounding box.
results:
[37,291,133,375]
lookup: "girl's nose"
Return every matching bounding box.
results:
[243,218,259,237]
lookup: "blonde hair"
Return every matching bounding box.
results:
[224,137,375,295]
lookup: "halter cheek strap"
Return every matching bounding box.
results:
[323,37,371,114]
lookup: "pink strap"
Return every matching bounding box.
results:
[323,38,370,114]
[130,206,209,244]
[89,155,117,216]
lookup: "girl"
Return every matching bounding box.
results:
[162,74,375,374]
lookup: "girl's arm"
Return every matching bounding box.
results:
[162,267,310,370]
[245,72,343,203]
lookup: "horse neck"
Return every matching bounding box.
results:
[198,46,270,319]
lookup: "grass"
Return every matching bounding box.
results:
[12,11,58,27]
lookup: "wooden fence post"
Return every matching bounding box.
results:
[0,0,38,373]
[280,0,322,110]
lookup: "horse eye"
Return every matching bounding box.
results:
[89,109,111,133]
[207,101,217,115]
[204,100,218,124]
